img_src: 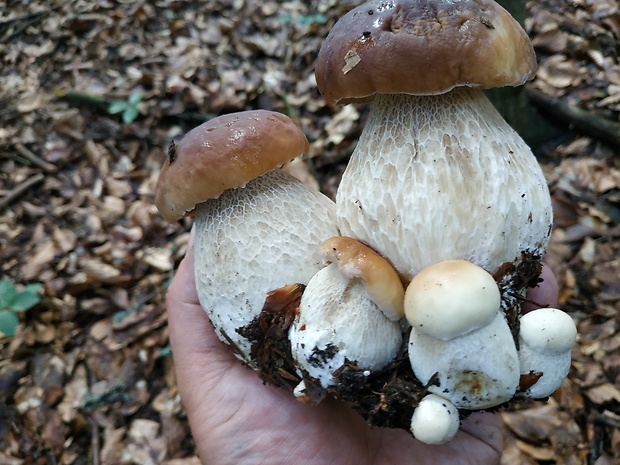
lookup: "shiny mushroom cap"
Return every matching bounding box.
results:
[315,0,537,105]
[155,110,309,222]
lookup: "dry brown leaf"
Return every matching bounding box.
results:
[586,383,620,404]
[502,403,568,443]
[122,419,167,465]
[101,427,127,465]
[79,256,123,283]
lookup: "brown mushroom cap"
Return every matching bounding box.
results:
[322,236,405,321]
[155,110,310,222]
[315,0,538,105]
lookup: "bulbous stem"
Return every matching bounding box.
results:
[335,87,553,283]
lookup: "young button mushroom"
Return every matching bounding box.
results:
[410,394,460,445]
[315,0,552,289]
[155,110,340,363]
[406,260,520,409]
[404,260,500,340]
[289,236,403,389]
[517,308,577,399]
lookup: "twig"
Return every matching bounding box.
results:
[0,11,47,41]
[0,173,45,212]
[526,86,620,149]
[15,144,58,173]
[90,417,100,465]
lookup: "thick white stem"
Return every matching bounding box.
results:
[336,87,552,281]
[193,169,340,362]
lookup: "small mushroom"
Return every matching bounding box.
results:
[155,110,340,362]
[410,394,460,445]
[517,308,577,399]
[289,236,403,388]
[315,0,552,288]
[406,260,520,409]
[405,260,500,340]
[323,236,405,321]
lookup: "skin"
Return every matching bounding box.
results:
[167,231,558,465]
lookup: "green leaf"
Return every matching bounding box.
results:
[108,100,128,114]
[128,91,142,106]
[9,284,42,312]
[0,277,17,309]
[0,310,19,337]
[122,107,139,124]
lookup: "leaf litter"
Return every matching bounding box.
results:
[0,0,618,464]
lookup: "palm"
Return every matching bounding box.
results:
[167,251,505,465]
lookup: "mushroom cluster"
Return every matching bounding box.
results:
[154,0,577,446]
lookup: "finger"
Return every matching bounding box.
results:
[523,264,559,313]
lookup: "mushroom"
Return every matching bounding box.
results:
[410,394,460,445]
[406,260,520,409]
[315,0,553,290]
[322,236,405,321]
[155,110,340,362]
[289,236,403,388]
[517,308,577,399]
[404,260,500,340]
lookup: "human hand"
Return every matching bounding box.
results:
[166,234,558,465]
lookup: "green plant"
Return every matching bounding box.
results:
[55,88,144,123]
[0,277,42,337]
[108,91,143,123]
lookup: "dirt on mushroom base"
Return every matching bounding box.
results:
[238,250,546,432]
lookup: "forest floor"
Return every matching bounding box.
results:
[0,1,619,464]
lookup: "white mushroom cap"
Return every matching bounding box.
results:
[408,311,520,409]
[405,260,501,341]
[289,262,402,388]
[520,308,577,353]
[410,394,460,445]
[518,308,577,399]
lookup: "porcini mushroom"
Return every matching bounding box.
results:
[404,260,500,340]
[323,236,405,321]
[155,110,340,362]
[406,260,520,409]
[315,0,552,288]
[517,308,577,399]
[289,236,403,388]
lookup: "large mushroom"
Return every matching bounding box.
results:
[155,110,340,363]
[315,0,552,292]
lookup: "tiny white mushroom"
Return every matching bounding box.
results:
[410,394,460,445]
[289,237,403,388]
[518,308,577,399]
